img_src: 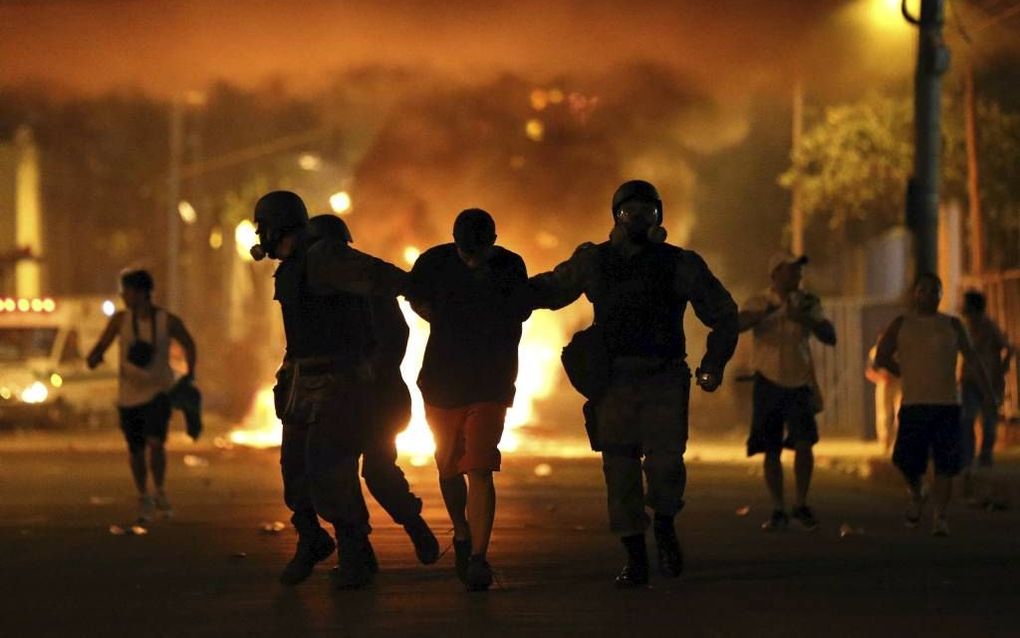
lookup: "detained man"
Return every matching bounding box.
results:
[408,209,530,592]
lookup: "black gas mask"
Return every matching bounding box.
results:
[612,199,667,245]
[251,190,310,261]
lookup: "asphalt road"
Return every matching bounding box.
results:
[1,441,1018,637]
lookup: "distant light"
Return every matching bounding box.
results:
[864,0,914,31]
[178,201,197,225]
[20,381,48,404]
[547,88,565,104]
[3,299,15,312]
[30,299,43,312]
[183,90,207,106]
[329,191,352,215]
[298,153,322,171]
[42,298,56,312]
[525,119,545,142]
[17,299,29,312]
[235,220,258,262]
[403,246,421,266]
[530,89,549,111]
[0,387,10,400]
[50,373,63,388]
[102,300,116,317]
[209,227,224,250]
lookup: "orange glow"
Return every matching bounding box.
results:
[524,119,545,142]
[228,385,282,449]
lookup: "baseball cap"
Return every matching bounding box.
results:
[768,251,809,274]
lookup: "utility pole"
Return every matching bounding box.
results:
[964,61,984,275]
[791,80,805,256]
[167,98,183,311]
[903,0,950,276]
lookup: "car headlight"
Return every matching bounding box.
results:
[20,381,49,404]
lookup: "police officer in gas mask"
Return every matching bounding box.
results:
[305,213,439,573]
[252,191,429,590]
[529,180,739,588]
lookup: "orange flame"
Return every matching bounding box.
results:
[229,283,567,456]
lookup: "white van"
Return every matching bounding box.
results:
[0,295,119,427]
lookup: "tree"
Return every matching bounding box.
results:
[780,91,1018,268]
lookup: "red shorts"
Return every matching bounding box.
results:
[425,402,507,479]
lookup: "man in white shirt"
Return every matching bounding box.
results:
[738,252,836,532]
[875,274,998,536]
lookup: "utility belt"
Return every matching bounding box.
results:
[275,355,360,424]
[611,355,688,378]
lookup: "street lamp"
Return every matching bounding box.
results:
[329,191,352,215]
[235,220,258,262]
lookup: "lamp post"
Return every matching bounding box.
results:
[903,0,950,276]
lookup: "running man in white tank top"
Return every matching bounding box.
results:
[87,269,197,523]
[875,273,997,537]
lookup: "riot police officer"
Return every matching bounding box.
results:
[252,191,427,590]
[529,180,739,588]
[306,214,439,572]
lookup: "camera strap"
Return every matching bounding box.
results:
[131,308,157,346]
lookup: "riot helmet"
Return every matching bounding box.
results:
[252,190,309,260]
[307,214,353,244]
[611,180,666,244]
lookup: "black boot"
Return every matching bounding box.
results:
[279,512,335,586]
[332,530,374,590]
[403,515,440,565]
[653,514,684,578]
[614,534,650,589]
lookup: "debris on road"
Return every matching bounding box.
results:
[89,496,116,505]
[838,523,864,538]
[109,524,149,536]
[183,454,210,468]
[735,505,751,517]
[260,521,286,534]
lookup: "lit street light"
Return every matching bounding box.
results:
[329,191,352,215]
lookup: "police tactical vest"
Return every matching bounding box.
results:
[589,242,686,359]
[274,246,369,364]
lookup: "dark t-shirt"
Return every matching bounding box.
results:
[409,244,530,408]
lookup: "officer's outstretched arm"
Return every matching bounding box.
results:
[308,244,409,298]
[528,243,596,311]
[680,252,739,376]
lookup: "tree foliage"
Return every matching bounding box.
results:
[780,91,1019,268]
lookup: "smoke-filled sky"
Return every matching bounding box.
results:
[2,0,957,97]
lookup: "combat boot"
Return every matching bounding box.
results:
[403,515,440,565]
[614,534,650,589]
[279,527,336,586]
[332,531,374,590]
[653,514,684,578]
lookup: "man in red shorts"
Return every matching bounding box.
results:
[408,209,530,591]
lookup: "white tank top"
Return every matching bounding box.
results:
[117,308,174,407]
[897,312,961,406]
